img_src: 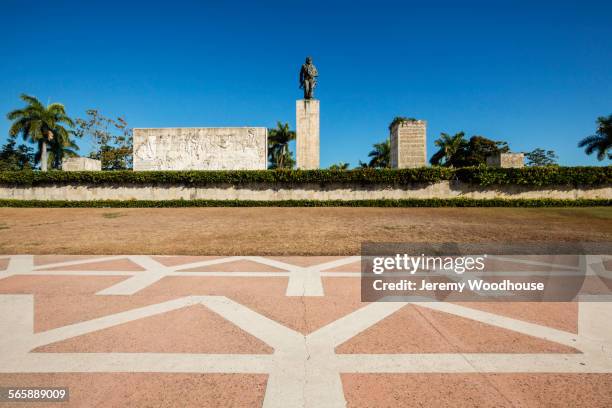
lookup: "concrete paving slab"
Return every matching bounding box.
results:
[0,254,610,407]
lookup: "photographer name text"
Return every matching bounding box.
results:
[372,279,545,292]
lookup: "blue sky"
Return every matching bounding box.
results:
[1,0,610,167]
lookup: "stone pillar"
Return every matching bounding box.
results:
[390,119,427,168]
[296,99,320,169]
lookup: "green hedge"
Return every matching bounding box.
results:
[453,166,612,186]
[0,166,609,187]
[0,198,609,208]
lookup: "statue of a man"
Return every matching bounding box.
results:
[299,56,318,99]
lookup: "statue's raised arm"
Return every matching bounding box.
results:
[299,56,318,100]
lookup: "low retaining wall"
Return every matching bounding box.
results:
[0,181,610,201]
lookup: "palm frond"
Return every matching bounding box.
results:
[577,134,601,148]
[579,115,612,161]
[6,108,29,121]
[19,94,44,110]
[429,149,445,165]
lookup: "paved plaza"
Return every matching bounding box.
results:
[1,255,612,407]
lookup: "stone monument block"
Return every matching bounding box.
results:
[390,119,427,168]
[62,157,102,171]
[133,127,267,171]
[296,99,320,169]
[486,153,525,168]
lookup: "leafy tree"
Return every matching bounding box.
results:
[48,130,79,169]
[388,116,418,132]
[329,162,350,170]
[267,122,295,169]
[367,138,391,168]
[0,134,35,171]
[454,135,509,167]
[75,110,133,170]
[525,148,558,166]
[429,132,467,167]
[578,114,612,161]
[430,133,510,167]
[7,94,76,171]
[357,160,370,168]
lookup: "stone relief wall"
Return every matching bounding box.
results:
[486,153,525,168]
[133,127,267,171]
[62,157,102,171]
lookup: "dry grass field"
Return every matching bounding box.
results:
[0,207,610,255]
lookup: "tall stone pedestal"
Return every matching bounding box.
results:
[296,99,320,169]
[390,119,427,168]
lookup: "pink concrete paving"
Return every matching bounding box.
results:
[0,275,174,332]
[141,276,289,297]
[270,256,342,267]
[34,305,273,354]
[33,255,105,266]
[336,305,578,354]
[341,374,612,407]
[510,255,581,266]
[143,277,365,334]
[322,260,361,273]
[0,275,126,296]
[482,257,578,272]
[0,254,610,407]
[181,259,287,273]
[456,302,578,333]
[151,255,225,267]
[37,258,145,271]
[0,373,267,407]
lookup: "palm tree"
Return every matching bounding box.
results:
[7,94,75,171]
[578,114,612,161]
[367,138,391,168]
[429,131,467,167]
[48,133,79,169]
[268,122,296,169]
[329,162,350,170]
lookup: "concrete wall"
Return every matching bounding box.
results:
[0,181,609,201]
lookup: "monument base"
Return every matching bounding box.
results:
[296,99,320,169]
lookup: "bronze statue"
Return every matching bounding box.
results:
[299,56,318,99]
